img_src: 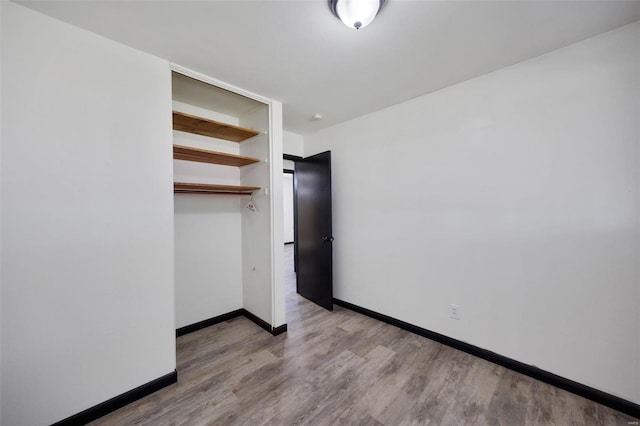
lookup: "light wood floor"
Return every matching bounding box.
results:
[91,245,636,425]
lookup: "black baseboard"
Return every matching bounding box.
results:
[242,308,273,333]
[333,298,640,420]
[54,308,287,425]
[272,324,288,336]
[177,309,288,338]
[52,370,177,426]
[242,309,287,336]
[176,309,244,337]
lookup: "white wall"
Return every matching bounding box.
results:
[283,173,295,243]
[269,102,286,328]
[1,3,176,425]
[284,130,303,157]
[238,101,286,329]
[174,195,243,328]
[305,22,640,403]
[240,106,276,325]
[0,1,3,421]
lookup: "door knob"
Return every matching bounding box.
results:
[322,236,334,242]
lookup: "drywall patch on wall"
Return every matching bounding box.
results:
[305,22,640,403]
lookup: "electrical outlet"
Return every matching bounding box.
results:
[450,304,460,320]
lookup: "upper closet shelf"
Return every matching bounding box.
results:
[174,182,260,195]
[173,111,261,142]
[173,145,260,167]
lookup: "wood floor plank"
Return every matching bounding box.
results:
[88,245,638,425]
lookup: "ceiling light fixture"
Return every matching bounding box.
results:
[329,0,386,30]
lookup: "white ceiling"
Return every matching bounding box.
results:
[19,0,640,135]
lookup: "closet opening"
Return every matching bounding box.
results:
[171,69,285,341]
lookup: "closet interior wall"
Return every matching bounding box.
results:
[239,106,273,323]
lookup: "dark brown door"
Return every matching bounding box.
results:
[295,151,333,310]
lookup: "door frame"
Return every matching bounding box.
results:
[284,154,302,285]
[283,168,296,274]
[285,152,333,310]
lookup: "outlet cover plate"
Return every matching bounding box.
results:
[450,304,460,320]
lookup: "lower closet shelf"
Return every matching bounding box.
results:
[174,182,260,195]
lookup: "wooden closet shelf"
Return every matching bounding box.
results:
[173,145,260,167]
[173,111,261,142]
[174,182,260,195]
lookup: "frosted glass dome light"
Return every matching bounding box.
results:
[330,0,386,30]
